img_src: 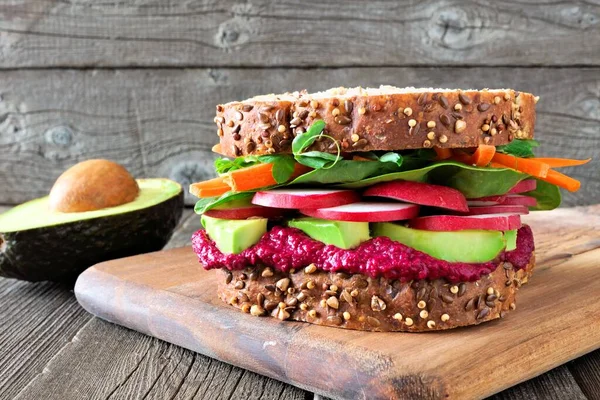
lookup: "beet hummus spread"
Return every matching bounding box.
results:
[192,225,534,282]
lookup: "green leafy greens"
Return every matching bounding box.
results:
[496,139,539,158]
[194,191,255,214]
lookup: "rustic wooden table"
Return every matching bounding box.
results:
[1,206,598,400]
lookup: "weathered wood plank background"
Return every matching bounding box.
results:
[1,0,599,68]
[1,1,599,399]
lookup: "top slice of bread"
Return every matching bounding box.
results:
[213,86,537,157]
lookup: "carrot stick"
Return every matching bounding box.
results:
[490,162,509,169]
[434,148,453,160]
[530,158,591,168]
[540,169,581,192]
[189,177,231,198]
[469,145,496,167]
[223,162,311,192]
[223,163,274,192]
[492,153,551,178]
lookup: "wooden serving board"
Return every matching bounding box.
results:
[75,206,600,400]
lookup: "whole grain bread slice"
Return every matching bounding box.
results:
[216,253,535,332]
[213,86,537,158]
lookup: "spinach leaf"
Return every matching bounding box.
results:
[291,120,326,154]
[337,161,527,199]
[294,151,339,169]
[257,154,296,184]
[214,156,259,174]
[194,191,254,214]
[496,139,539,158]
[526,179,562,210]
[291,159,401,185]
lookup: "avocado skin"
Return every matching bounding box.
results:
[0,190,183,284]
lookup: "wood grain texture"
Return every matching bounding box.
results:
[490,365,588,400]
[0,0,599,68]
[1,67,598,206]
[12,318,307,400]
[0,278,90,400]
[568,351,600,400]
[71,206,600,399]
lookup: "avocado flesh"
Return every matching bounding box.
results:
[288,217,370,249]
[504,230,517,251]
[0,179,181,232]
[372,223,506,263]
[201,215,267,254]
[0,179,183,283]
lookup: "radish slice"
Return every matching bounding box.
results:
[466,205,529,216]
[409,213,522,231]
[467,195,506,207]
[503,195,537,207]
[204,205,285,220]
[509,179,537,194]
[300,202,420,222]
[252,189,360,209]
[363,180,469,212]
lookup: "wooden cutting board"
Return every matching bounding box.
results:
[74,206,600,400]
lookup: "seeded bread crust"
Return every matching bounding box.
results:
[213,86,537,158]
[216,253,535,332]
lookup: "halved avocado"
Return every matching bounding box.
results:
[0,179,183,283]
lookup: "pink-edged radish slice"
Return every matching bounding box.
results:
[502,195,537,207]
[466,205,529,216]
[252,189,360,209]
[363,180,468,212]
[467,195,506,207]
[204,205,285,220]
[409,213,521,231]
[509,179,537,194]
[300,202,420,222]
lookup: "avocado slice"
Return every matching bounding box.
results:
[504,230,517,251]
[201,215,267,254]
[372,223,506,263]
[288,217,370,249]
[0,179,183,283]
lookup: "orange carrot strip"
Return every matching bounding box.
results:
[224,162,312,192]
[490,162,508,169]
[223,163,274,192]
[530,158,591,168]
[189,177,231,198]
[469,145,496,167]
[539,169,581,192]
[492,153,550,178]
[434,148,453,160]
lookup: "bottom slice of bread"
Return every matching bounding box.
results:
[216,253,535,332]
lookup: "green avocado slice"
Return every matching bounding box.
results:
[504,230,517,251]
[372,223,506,263]
[288,217,370,249]
[0,179,183,283]
[201,215,267,254]
[0,179,181,232]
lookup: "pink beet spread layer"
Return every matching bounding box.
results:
[192,225,534,282]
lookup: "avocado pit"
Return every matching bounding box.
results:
[49,159,140,213]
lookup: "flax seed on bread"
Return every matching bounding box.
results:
[213,86,537,158]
